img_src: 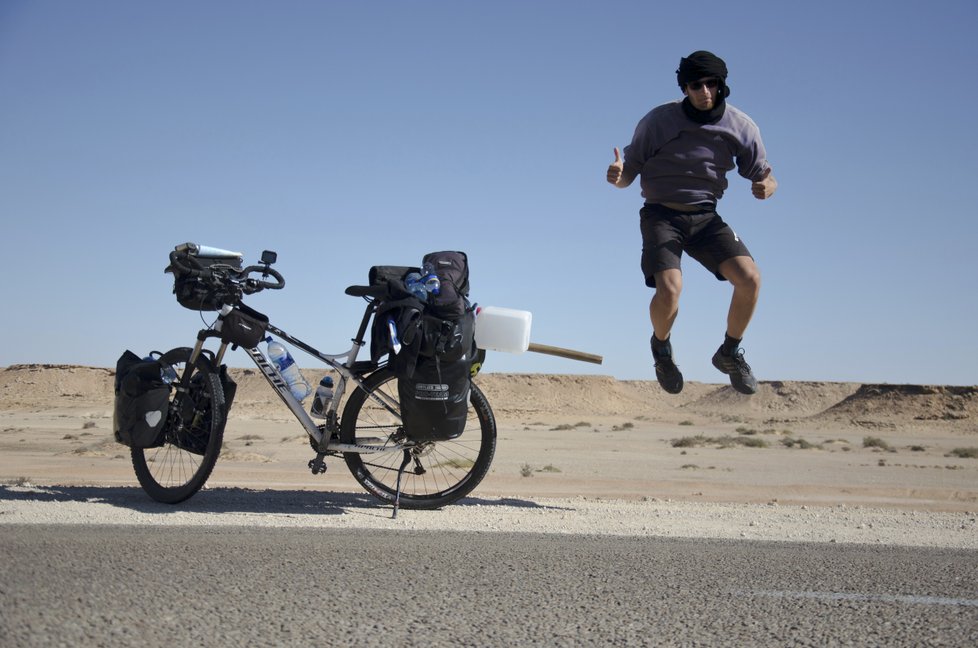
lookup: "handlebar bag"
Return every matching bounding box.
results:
[166,254,243,311]
[113,350,170,448]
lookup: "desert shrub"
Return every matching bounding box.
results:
[949,447,978,459]
[678,420,694,426]
[520,463,533,477]
[782,437,817,449]
[863,436,893,451]
[736,436,768,448]
[551,421,592,431]
[672,434,768,449]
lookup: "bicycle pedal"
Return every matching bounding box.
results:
[307,456,328,475]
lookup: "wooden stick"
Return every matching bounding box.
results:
[527,343,603,365]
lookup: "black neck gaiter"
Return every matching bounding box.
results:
[681,96,726,124]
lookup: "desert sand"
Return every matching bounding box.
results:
[1,365,976,547]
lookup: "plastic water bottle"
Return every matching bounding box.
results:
[160,363,178,384]
[265,336,311,401]
[405,272,428,301]
[144,354,177,384]
[310,376,334,419]
[421,262,441,295]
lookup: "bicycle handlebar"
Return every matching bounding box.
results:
[240,264,286,292]
[167,247,286,304]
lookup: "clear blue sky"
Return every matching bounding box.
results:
[2,0,976,385]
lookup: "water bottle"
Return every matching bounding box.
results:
[160,363,178,384]
[265,336,311,401]
[421,262,441,295]
[144,354,177,384]
[405,272,428,301]
[310,376,334,419]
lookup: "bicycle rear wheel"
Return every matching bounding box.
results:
[341,368,496,509]
[130,347,226,504]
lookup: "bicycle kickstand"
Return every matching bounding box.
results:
[392,449,412,519]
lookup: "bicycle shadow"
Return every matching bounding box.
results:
[0,484,567,516]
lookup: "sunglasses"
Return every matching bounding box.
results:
[687,78,720,91]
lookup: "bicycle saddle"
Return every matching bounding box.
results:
[345,284,388,298]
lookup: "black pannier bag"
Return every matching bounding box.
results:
[153,347,238,415]
[113,350,170,448]
[367,265,424,367]
[165,253,243,311]
[362,252,476,442]
[396,311,475,442]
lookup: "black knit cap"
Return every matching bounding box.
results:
[676,50,730,98]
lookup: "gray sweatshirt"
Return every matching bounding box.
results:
[622,100,771,206]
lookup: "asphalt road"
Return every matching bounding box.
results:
[1,525,976,647]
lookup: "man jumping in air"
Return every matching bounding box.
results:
[607,50,777,395]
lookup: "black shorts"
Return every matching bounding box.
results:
[639,203,752,288]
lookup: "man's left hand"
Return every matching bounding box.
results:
[751,170,778,200]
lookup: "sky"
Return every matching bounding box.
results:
[1,0,976,386]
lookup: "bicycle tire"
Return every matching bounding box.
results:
[130,347,226,504]
[341,367,496,509]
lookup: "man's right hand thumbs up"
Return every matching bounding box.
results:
[607,147,624,185]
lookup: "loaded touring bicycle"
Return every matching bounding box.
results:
[113,243,496,516]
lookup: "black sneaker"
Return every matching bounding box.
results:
[711,346,758,395]
[651,338,684,394]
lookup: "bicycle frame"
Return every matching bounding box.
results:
[186,299,405,454]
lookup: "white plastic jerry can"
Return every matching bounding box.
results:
[474,306,532,353]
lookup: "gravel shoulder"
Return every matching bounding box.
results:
[2,483,976,549]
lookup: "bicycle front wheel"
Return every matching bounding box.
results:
[130,347,226,504]
[341,368,496,509]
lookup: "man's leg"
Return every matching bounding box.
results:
[650,269,684,394]
[718,256,760,338]
[712,256,761,394]
[650,268,683,340]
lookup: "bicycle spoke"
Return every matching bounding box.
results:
[342,369,496,509]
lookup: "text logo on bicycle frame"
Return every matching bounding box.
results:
[244,347,290,394]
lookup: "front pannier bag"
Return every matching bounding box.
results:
[113,350,170,448]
